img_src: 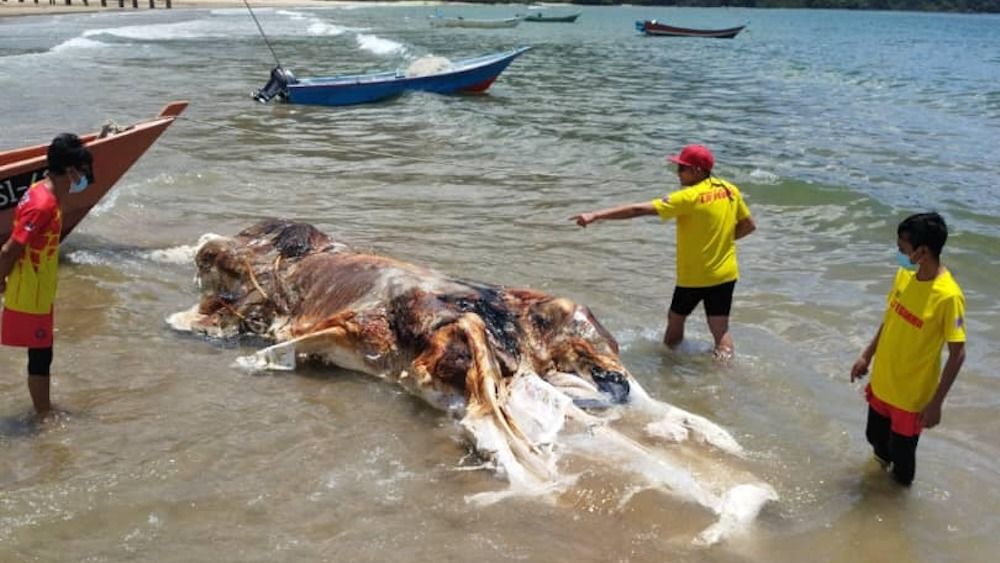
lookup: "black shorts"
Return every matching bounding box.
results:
[669,281,737,317]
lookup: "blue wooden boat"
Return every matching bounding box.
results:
[252,47,531,107]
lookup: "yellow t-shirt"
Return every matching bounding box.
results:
[870,268,966,412]
[651,177,751,287]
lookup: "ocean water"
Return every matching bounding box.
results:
[1,5,998,561]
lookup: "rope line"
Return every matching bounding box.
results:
[242,0,282,68]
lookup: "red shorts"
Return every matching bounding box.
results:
[1,307,54,348]
[866,384,922,437]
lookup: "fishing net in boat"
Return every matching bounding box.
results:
[405,56,453,77]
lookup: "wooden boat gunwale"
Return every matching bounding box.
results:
[0,101,188,242]
[254,47,531,107]
[290,47,530,90]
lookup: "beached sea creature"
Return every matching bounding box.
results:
[168,219,776,545]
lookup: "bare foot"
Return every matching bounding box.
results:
[712,347,734,363]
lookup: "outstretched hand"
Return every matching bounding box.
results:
[571,213,596,228]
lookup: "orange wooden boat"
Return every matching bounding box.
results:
[0,100,188,243]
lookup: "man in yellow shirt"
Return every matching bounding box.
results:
[0,133,94,417]
[850,212,966,486]
[571,145,756,359]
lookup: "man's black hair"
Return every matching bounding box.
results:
[898,212,948,259]
[47,133,93,176]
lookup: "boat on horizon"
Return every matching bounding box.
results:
[428,15,521,29]
[0,101,188,243]
[635,20,746,39]
[520,12,581,23]
[252,47,531,108]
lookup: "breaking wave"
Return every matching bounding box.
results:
[84,19,254,41]
[50,36,112,52]
[143,234,224,265]
[356,34,406,56]
[307,21,348,36]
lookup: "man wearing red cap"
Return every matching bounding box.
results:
[570,144,756,359]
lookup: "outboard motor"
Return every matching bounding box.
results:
[252,67,297,103]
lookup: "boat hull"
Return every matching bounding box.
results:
[429,16,520,29]
[0,101,187,242]
[522,13,580,23]
[283,47,531,107]
[636,20,745,39]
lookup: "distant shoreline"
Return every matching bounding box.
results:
[2,0,996,20]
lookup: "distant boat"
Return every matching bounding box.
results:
[252,47,531,107]
[0,101,187,243]
[520,12,581,23]
[635,20,745,39]
[429,15,521,29]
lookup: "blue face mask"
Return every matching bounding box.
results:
[896,250,917,271]
[69,174,89,194]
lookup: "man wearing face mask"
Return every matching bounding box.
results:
[850,212,966,486]
[0,133,94,417]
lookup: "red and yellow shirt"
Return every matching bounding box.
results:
[651,177,751,287]
[870,267,966,412]
[1,182,62,347]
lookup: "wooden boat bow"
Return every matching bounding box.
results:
[0,100,188,242]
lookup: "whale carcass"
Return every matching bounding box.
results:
[168,219,776,544]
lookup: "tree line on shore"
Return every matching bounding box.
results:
[459,1,998,13]
[631,0,996,11]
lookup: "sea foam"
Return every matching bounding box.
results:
[356,34,406,56]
